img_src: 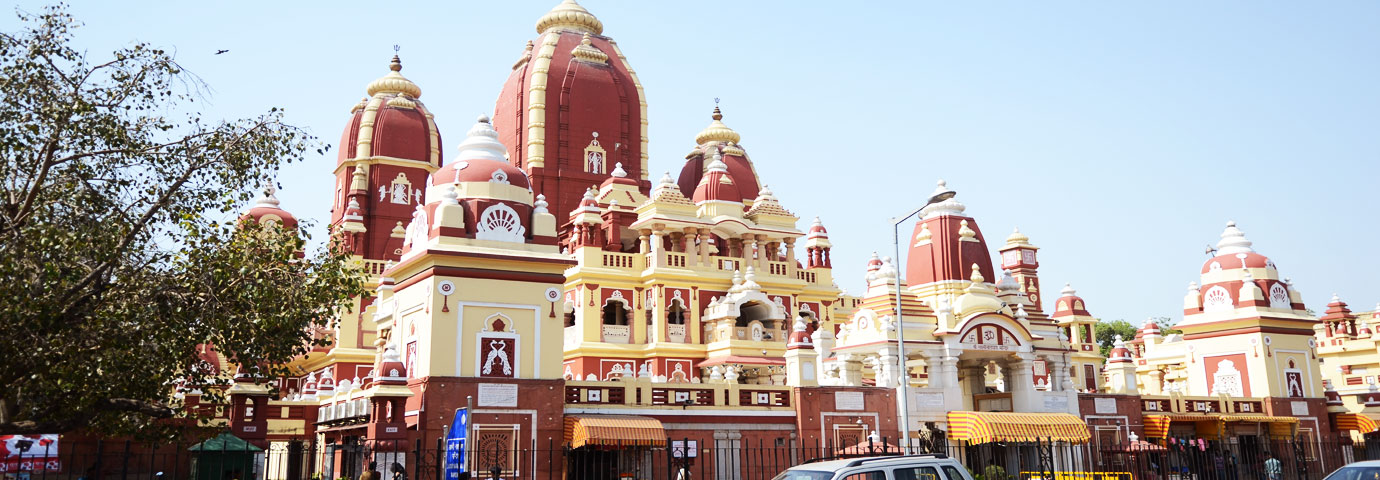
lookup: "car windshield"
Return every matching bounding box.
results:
[1327,466,1380,480]
[772,470,835,480]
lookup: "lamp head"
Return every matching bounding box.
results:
[925,189,956,206]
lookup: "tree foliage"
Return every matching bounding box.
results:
[0,5,366,436]
[1094,319,1139,357]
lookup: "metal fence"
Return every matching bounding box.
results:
[7,435,1376,480]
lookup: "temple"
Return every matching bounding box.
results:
[176,1,1378,478]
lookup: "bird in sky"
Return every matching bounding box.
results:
[215,49,229,55]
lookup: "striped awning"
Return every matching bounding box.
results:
[564,415,666,449]
[1162,414,1222,422]
[1218,415,1299,424]
[947,411,1091,445]
[1143,415,1172,439]
[1337,414,1379,433]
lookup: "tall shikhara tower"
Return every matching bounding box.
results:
[331,55,443,263]
[492,0,651,240]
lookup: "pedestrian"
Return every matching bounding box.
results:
[1213,450,1226,480]
[360,461,380,480]
[390,462,405,480]
[1263,452,1281,480]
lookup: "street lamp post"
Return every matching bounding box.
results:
[891,181,956,454]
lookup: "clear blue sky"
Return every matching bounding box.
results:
[13,1,1378,324]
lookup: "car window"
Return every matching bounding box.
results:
[1325,466,1380,480]
[771,471,834,480]
[896,466,941,480]
[843,471,886,480]
[942,465,971,480]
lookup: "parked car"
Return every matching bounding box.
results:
[771,454,974,480]
[1324,460,1380,480]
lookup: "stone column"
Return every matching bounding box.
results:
[1148,369,1164,395]
[935,354,965,411]
[1044,355,1069,392]
[650,228,664,268]
[785,238,797,276]
[714,431,744,480]
[683,227,697,264]
[877,347,900,389]
[699,228,713,267]
[838,354,865,386]
[638,230,650,254]
[962,362,988,399]
[1008,353,1039,411]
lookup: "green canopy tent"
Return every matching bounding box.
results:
[188,432,262,480]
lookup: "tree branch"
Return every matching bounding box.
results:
[0,398,175,435]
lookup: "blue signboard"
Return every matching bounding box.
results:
[443,408,468,479]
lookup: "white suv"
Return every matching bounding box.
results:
[771,454,974,480]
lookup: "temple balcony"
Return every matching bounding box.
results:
[562,378,793,410]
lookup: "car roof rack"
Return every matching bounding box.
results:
[844,453,948,468]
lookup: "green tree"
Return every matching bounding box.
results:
[0,5,365,435]
[1150,316,1183,336]
[1094,319,1140,356]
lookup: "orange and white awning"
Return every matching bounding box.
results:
[947,411,1090,445]
[1143,414,1298,439]
[1336,413,1378,433]
[564,415,666,449]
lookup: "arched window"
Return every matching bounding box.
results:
[666,300,686,325]
[602,300,628,326]
[736,301,772,328]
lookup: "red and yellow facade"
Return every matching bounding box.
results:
[203,2,1377,477]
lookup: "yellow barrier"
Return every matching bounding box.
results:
[1020,472,1134,480]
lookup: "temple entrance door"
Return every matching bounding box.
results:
[1094,427,1123,471]
[568,449,619,479]
[1237,435,1261,480]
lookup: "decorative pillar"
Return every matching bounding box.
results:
[638,230,650,254]
[683,228,697,263]
[1008,353,1039,411]
[650,228,664,268]
[876,348,900,389]
[1148,369,1164,395]
[936,354,965,412]
[785,238,798,276]
[962,363,987,399]
[838,353,865,386]
[699,228,713,267]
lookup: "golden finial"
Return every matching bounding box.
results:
[695,100,740,145]
[366,46,421,98]
[535,0,604,35]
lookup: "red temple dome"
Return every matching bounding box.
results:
[786,318,814,350]
[1200,221,1276,273]
[375,344,408,385]
[431,116,530,190]
[904,181,996,287]
[691,154,741,204]
[807,217,829,240]
[493,0,649,226]
[1107,336,1133,363]
[677,107,762,199]
[337,55,442,167]
[1051,283,1091,318]
[241,185,298,230]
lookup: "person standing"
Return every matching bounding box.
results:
[1263,452,1282,480]
[360,461,381,480]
